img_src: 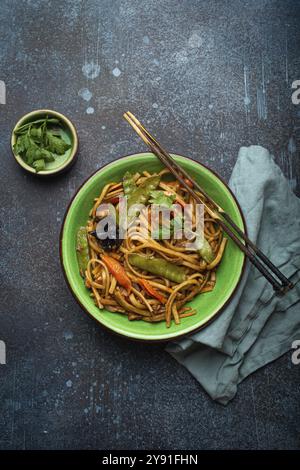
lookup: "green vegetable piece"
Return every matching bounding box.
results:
[197,237,215,264]
[128,254,187,284]
[123,172,136,198]
[33,159,46,172]
[13,133,31,156]
[14,118,60,134]
[13,116,72,171]
[76,227,90,277]
[127,175,160,209]
[26,144,39,164]
[29,126,43,141]
[185,226,215,264]
[149,190,176,208]
[40,149,55,162]
[125,175,160,225]
[46,132,71,155]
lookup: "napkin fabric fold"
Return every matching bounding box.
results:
[166,145,300,405]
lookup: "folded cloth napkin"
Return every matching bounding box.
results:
[166,145,300,405]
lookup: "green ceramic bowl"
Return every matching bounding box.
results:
[11,109,78,176]
[60,153,246,342]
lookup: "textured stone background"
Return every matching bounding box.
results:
[0,0,300,450]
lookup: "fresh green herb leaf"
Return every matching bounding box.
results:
[13,116,71,172]
[25,143,40,164]
[46,132,71,155]
[14,118,60,135]
[123,172,136,197]
[33,159,46,172]
[13,133,31,155]
[40,149,55,162]
[149,190,176,207]
[29,126,43,142]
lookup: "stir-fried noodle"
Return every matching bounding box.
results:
[77,169,227,327]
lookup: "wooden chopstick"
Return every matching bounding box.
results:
[125,111,293,286]
[123,111,294,295]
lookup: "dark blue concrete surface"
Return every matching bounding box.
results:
[0,0,299,449]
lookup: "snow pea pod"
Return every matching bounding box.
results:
[186,228,215,264]
[76,226,90,276]
[198,238,215,263]
[123,171,136,198]
[128,254,187,284]
[127,175,160,209]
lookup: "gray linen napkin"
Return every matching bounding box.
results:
[166,145,300,405]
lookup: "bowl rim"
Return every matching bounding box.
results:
[60,152,247,343]
[11,109,78,176]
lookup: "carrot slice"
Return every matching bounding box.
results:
[101,254,132,292]
[138,279,167,304]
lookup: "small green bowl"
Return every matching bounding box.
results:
[11,109,78,176]
[60,153,246,342]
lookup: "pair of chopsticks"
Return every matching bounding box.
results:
[123,111,294,295]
